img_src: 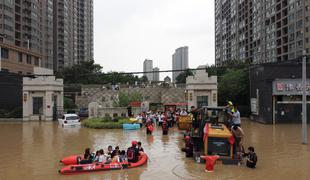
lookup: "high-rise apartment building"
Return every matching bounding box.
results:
[215,0,310,67]
[172,46,188,82]
[153,67,160,82]
[40,0,54,69]
[0,0,93,73]
[53,0,93,71]
[143,59,153,81]
[0,0,46,74]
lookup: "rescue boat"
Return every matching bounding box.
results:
[59,152,148,175]
[60,154,83,165]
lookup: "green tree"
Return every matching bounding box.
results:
[217,68,249,106]
[57,60,148,85]
[115,92,143,107]
[57,60,103,84]
[117,93,130,107]
[175,69,194,83]
[141,76,148,83]
[130,92,143,102]
[64,97,77,109]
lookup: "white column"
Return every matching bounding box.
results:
[45,91,53,121]
[23,92,30,121]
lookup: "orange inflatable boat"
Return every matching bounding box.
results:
[60,154,83,165]
[59,152,148,175]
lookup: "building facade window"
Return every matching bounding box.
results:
[1,48,9,59]
[34,57,39,66]
[18,52,23,62]
[26,55,32,64]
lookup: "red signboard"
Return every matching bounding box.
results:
[129,101,142,107]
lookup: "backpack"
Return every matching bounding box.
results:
[127,147,135,160]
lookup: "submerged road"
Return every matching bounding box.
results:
[0,119,309,180]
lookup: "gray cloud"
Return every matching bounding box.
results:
[94,0,214,79]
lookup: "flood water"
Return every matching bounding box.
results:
[0,119,310,180]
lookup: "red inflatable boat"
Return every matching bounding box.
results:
[60,154,83,165]
[59,152,148,175]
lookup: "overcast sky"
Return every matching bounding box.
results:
[94,0,214,79]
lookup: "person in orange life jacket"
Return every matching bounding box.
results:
[127,141,140,163]
[137,141,144,152]
[145,118,154,135]
[181,136,193,157]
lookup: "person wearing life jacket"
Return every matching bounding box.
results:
[127,141,140,163]
[225,101,234,128]
[145,118,154,135]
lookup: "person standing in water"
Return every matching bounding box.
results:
[145,118,154,135]
[245,146,257,168]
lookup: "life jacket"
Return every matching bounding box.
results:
[147,124,154,132]
[127,147,135,160]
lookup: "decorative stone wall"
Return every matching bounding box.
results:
[76,85,186,109]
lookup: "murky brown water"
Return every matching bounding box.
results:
[0,119,310,180]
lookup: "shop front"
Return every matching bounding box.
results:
[272,79,310,123]
[250,62,310,124]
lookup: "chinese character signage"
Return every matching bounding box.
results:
[273,79,310,95]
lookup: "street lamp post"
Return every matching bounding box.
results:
[302,51,307,144]
[302,0,307,144]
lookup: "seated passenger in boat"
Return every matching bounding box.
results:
[127,141,140,163]
[119,150,127,162]
[98,149,107,163]
[80,148,94,164]
[111,150,120,163]
[137,141,144,152]
[93,150,100,162]
[107,145,113,157]
[111,146,120,158]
